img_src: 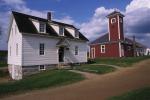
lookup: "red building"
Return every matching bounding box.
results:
[89,11,146,58]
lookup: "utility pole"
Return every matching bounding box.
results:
[133,35,136,57]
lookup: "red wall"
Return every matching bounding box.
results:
[90,43,120,58]
[109,16,119,41]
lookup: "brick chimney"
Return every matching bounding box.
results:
[47,12,52,21]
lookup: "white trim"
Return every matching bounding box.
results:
[39,22,46,33]
[39,65,46,71]
[101,45,106,53]
[119,42,122,57]
[117,15,121,40]
[111,18,116,24]
[59,26,64,36]
[108,19,110,41]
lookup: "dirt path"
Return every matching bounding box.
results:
[69,70,99,79]
[1,59,150,100]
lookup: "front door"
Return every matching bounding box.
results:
[59,47,64,62]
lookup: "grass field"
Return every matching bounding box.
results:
[76,65,116,74]
[0,70,84,97]
[109,87,150,100]
[93,56,150,67]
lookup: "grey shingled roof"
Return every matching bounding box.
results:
[12,11,88,41]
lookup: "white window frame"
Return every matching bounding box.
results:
[59,26,64,36]
[111,18,116,24]
[10,46,11,56]
[39,22,46,33]
[101,45,106,53]
[39,43,45,55]
[39,65,46,71]
[75,29,79,38]
[75,46,78,55]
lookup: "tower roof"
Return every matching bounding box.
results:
[106,11,124,18]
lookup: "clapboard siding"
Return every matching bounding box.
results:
[64,41,87,63]
[22,35,88,66]
[22,35,59,66]
[8,18,22,66]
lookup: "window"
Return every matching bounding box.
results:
[39,22,45,33]
[75,46,78,55]
[39,43,45,55]
[75,29,79,38]
[10,46,11,56]
[111,18,116,24]
[16,43,18,56]
[101,45,105,53]
[59,26,64,36]
[39,65,45,71]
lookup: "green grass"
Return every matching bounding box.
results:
[0,70,8,77]
[109,87,150,100]
[0,70,84,97]
[0,62,7,68]
[94,56,150,67]
[76,65,116,74]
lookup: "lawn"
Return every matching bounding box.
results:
[75,65,116,74]
[93,56,150,67]
[0,70,84,97]
[109,87,150,100]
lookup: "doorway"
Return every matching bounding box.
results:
[91,48,95,59]
[58,47,64,62]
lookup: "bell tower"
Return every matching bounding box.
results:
[107,11,124,41]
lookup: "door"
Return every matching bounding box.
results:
[59,47,64,62]
[91,48,95,59]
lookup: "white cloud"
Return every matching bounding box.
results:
[126,0,150,13]
[80,7,114,39]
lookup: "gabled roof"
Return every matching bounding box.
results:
[12,11,88,41]
[90,33,109,44]
[90,33,146,48]
[106,11,124,18]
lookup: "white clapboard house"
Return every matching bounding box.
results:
[8,11,88,80]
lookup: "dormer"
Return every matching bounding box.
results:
[75,29,79,38]
[30,19,46,34]
[59,25,64,36]
[39,22,46,33]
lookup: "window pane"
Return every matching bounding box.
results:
[39,43,44,55]
[39,23,45,32]
[75,46,78,55]
[59,26,64,36]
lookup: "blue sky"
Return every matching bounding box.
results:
[24,0,132,22]
[0,0,150,50]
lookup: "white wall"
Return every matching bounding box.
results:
[8,18,22,66]
[64,40,88,63]
[32,20,39,32]
[22,34,87,66]
[50,24,59,34]
[22,35,59,66]
[65,27,75,37]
